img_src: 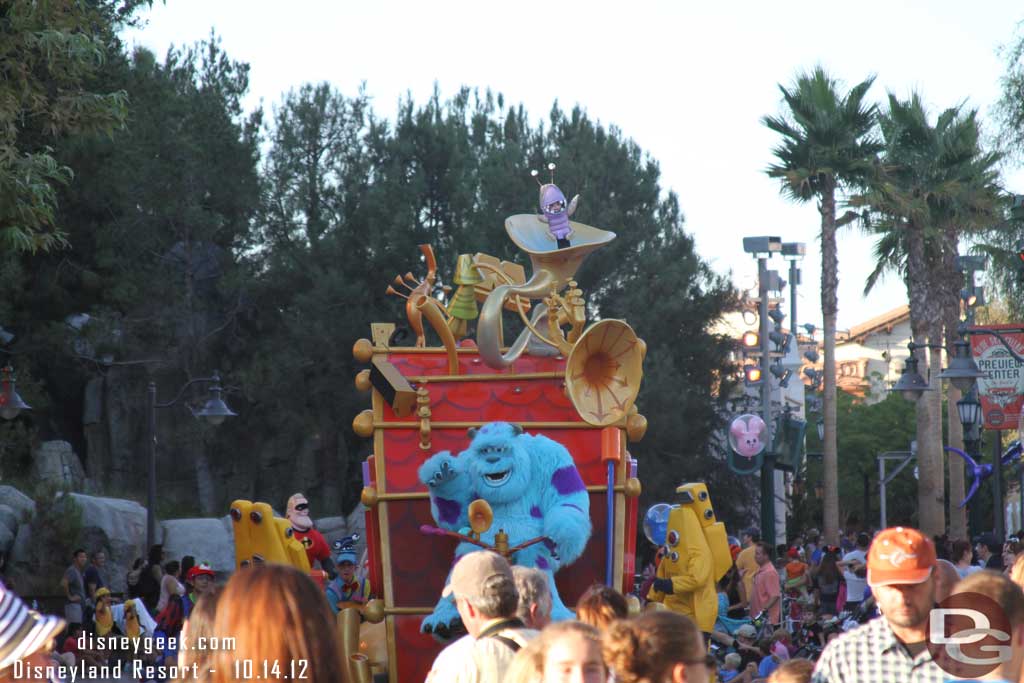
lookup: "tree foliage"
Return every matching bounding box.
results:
[1,21,740,525]
[0,0,150,253]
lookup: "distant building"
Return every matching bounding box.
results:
[831,304,913,402]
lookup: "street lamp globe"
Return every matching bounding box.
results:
[816,418,824,442]
[939,338,986,393]
[956,394,983,430]
[193,373,236,426]
[892,354,931,402]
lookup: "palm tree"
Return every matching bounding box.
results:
[763,67,881,544]
[854,94,1002,537]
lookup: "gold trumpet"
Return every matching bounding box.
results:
[475,214,644,426]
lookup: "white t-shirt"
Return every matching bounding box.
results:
[426,635,474,683]
[842,549,867,603]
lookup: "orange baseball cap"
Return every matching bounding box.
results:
[866,526,936,587]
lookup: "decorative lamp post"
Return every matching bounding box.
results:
[892,345,934,402]
[938,336,986,393]
[147,371,236,549]
[0,366,31,420]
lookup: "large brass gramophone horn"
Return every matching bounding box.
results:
[476,214,644,426]
[476,214,616,369]
[566,319,645,427]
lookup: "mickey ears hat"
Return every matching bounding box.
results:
[333,534,360,565]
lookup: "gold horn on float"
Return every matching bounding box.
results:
[476,214,616,370]
[565,319,644,426]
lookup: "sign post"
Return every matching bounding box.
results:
[970,324,1024,540]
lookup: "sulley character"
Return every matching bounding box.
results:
[418,422,591,636]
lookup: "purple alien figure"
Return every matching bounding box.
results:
[533,164,579,248]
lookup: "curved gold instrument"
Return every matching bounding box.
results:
[565,319,644,427]
[475,214,645,427]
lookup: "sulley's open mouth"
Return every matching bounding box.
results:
[483,469,511,487]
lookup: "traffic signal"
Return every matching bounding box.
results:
[742,331,759,348]
[744,365,763,386]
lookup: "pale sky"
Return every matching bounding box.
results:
[124,0,1024,330]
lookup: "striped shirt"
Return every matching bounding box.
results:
[811,616,946,683]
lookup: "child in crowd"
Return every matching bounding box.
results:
[720,652,743,682]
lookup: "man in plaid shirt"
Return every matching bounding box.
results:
[812,527,946,683]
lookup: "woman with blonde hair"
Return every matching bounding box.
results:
[206,564,343,683]
[177,587,220,672]
[506,621,606,683]
[603,611,713,683]
[1010,552,1024,588]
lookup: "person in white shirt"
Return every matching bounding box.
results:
[837,533,870,609]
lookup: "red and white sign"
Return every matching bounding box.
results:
[971,324,1024,430]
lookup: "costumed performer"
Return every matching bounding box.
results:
[325,535,373,614]
[285,493,336,579]
[646,483,730,635]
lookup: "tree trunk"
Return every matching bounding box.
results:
[820,184,840,545]
[941,232,967,540]
[924,317,946,536]
[906,222,944,536]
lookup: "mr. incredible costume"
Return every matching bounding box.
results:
[646,483,731,633]
[286,493,336,579]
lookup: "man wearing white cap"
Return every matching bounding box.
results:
[812,526,945,683]
[428,551,537,683]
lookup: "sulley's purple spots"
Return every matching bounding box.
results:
[530,505,543,518]
[436,497,461,525]
[561,503,583,513]
[535,555,550,570]
[551,466,585,495]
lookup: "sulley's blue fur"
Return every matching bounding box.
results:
[418,422,591,635]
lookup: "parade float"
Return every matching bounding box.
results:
[339,168,648,683]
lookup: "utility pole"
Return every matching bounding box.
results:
[758,253,775,549]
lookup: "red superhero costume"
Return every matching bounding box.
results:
[286,493,337,578]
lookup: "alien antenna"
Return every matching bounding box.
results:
[548,162,556,183]
[530,169,543,187]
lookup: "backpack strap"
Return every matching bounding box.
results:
[487,634,521,653]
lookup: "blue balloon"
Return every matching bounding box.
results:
[643,503,673,546]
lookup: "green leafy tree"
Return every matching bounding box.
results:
[245,85,743,519]
[794,391,918,532]
[762,67,881,544]
[0,0,150,252]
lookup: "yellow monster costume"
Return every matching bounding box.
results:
[646,483,731,633]
[230,499,311,571]
[94,588,114,636]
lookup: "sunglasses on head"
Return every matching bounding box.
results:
[295,503,309,511]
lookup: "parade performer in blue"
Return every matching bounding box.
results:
[418,422,591,636]
[325,535,372,614]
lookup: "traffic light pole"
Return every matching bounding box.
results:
[758,255,776,549]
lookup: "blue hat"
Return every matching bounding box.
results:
[333,534,359,565]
